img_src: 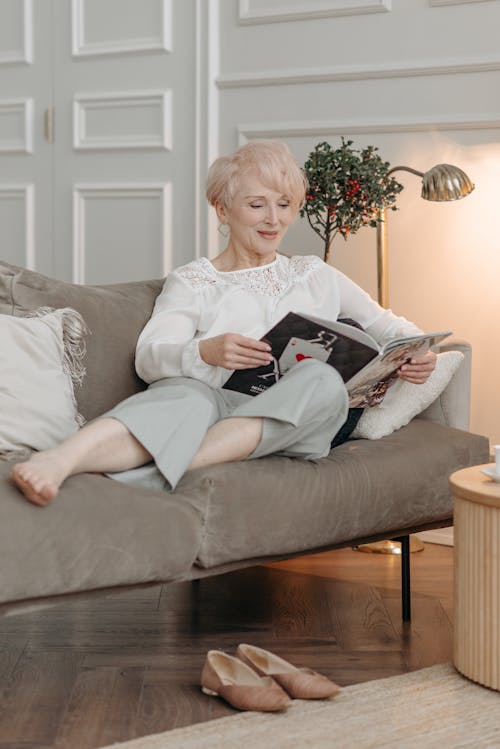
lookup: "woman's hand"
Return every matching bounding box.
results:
[199,334,273,370]
[397,350,437,384]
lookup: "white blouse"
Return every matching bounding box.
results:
[135,253,422,388]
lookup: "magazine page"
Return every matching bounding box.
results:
[303,313,379,351]
[346,331,452,408]
[380,330,452,355]
[223,312,378,396]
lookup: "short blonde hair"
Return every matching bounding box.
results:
[206,140,308,212]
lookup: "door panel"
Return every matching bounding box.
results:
[72,0,171,56]
[73,90,172,150]
[53,0,195,283]
[0,184,34,267]
[0,0,33,65]
[0,0,53,273]
[73,183,171,284]
[0,0,196,283]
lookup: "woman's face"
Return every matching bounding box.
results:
[217,173,296,261]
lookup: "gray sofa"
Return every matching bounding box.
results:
[0,260,489,615]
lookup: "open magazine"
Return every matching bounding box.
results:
[222,312,452,408]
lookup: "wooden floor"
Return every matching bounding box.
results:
[0,543,454,749]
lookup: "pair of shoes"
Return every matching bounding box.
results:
[200,644,341,712]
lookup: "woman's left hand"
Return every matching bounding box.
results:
[397,350,437,384]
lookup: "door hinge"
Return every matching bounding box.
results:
[44,107,54,143]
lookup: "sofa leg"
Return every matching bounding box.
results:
[393,535,411,622]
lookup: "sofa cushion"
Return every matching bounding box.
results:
[176,419,489,568]
[0,261,163,421]
[0,460,202,605]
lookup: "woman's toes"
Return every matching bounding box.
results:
[39,484,57,504]
[10,464,57,506]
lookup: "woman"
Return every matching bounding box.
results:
[11,141,436,506]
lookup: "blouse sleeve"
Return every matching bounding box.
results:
[135,273,223,386]
[334,267,423,346]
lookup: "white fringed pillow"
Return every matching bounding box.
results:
[352,351,464,440]
[0,307,88,458]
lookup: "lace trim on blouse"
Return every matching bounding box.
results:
[175,254,322,297]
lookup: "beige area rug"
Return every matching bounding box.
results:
[101,664,500,749]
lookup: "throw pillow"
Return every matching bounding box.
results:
[0,307,88,458]
[0,261,163,420]
[352,350,464,440]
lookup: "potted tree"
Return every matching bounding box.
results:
[300,139,403,263]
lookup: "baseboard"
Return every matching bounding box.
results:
[416,526,454,547]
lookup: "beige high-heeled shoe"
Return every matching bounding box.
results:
[200,650,291,712]
[236,644,341,700]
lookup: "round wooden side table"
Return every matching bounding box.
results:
[450,464,500,690]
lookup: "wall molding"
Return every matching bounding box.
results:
[217,54,500,89]
[73,90,173,150]
[194,0,203,260]
[195,0,220,260]
[238,0,390,24]
[0,0,33,65]
[0,184,35,269]
[72,183,172,284]
[71,0,172,57]
[0,98,33,153]
[430,0,496,6]
[237,113,500,143]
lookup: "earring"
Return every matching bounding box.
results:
[218,223,229,237]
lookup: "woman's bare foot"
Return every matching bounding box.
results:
[10,451,71,507]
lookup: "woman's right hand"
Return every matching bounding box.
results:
[199,334,273,370]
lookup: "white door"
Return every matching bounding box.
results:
[0,0,53,274]
[0,0,199,283]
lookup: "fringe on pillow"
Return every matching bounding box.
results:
[26,306,90,427]
[0,447,34,462]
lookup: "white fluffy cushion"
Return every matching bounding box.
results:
[352,351,464,440]
[0,308,88,457]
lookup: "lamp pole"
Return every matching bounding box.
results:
[376,165,429,310]
[376,206,389,309]
[358,161,475,555]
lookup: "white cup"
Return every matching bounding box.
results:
[495,444,500,474]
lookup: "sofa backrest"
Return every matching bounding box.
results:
[0,261,163,421]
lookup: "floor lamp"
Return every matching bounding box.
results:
[358,162,475,555]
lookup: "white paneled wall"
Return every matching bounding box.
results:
[73,91,173,151]
[214,0,500,446]
[237,0,391,24]
[0,184,34,268]
[0,1,52,271]
[0,0,33,64]
[54,0,188,282]
[71,0,172,56]
[0,0,207,280]
[0,99,33,153]
[72,183,171,284]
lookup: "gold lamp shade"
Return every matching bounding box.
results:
[421,163,475,202]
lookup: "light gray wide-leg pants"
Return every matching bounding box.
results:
[105,359,349,492]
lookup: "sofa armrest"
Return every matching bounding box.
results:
[418,340,471,431]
